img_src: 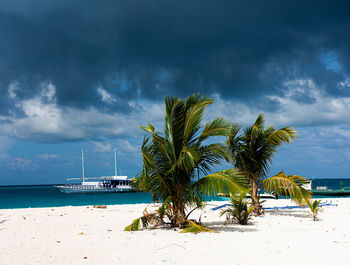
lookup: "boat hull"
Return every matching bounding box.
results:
[56,186,135,194]
[217,193,277,199]
[311,190,350,196]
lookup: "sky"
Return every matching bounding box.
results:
[1,0,350,185]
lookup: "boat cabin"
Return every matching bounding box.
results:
[101,176,130,188]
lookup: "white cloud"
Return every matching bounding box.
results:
[7,157,37,170]
[92,139,139,156]
[8,80,19,98]
[36,154,60,160]
[338,77,350,89]
[5,77,350,144]
[116,139,138,154]
[0,82,164,142]
[40,82,56,101]
[97,86,116,104]
[9,83,62,138]
[208,78,350,127]
[93,142,112,152]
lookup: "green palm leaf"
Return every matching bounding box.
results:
[199,117,232,142]
[263,171,311,205]
[124,217,142,231]
[193,168,248,197]
[181,221,217,233]
[266,127,297,145]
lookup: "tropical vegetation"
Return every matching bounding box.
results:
[126,94,247,230]
[220,193,253,225]
[226,114,311,215]
[306,199,323,221]
[125,94,313,232]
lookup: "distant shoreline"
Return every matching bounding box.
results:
[1,177,350,188]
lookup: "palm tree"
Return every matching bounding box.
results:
[132,94,247,228]
[226,114,311,215]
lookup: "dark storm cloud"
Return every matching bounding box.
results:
[0,0,350,113]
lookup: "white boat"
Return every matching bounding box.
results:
[56,149,134,193]
[217,192,277,199]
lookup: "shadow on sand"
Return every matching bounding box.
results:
[265,209,309,218]
[203,221,258,232]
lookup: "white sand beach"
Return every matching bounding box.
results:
[0,198,349,265]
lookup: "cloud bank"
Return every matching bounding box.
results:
[0,0,350,109]
[0,0,350,144]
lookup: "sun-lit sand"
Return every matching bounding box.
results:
[0,198,349,265]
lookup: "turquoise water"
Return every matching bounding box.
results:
[0,185,154,209]
[2,178,350,209]
[0,185,225,209]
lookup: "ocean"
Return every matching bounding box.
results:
[1,178,349,209]
[311,178,350,189]
[0,185,154,209]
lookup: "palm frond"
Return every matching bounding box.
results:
[193,168,248,197]
[227,123,241,148]
[262,171,311,205]
[140,123,155,134]
[254,113,265,130]
[266,127,297,145]
[199,117,232,142]
[124,217,142,231]
[183,99,213,143]
[181,220,217,233]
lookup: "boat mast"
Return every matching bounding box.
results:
[82,149,85,182]
[114,149,117,176]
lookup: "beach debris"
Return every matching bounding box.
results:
[23,216,26,220]
[51,209,54,211]
[56,241,61,243]
[93,205,107,209]
[333,241,346,244]
[78,232,84,235]
[0,220,6,224]
[181,221,217,234]
[107,229,112,232]
[124,217,142,231]
[83,257,87,259]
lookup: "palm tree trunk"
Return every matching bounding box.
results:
[152,193,158,202]
[250,179,264,215]
[173,199,187,227]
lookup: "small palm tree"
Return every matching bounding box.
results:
[226,114,311,215]
[128,94,247,230]
[306,199,323,221]
[220,194,253,225]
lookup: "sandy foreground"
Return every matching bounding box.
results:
[0,198,349,265]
